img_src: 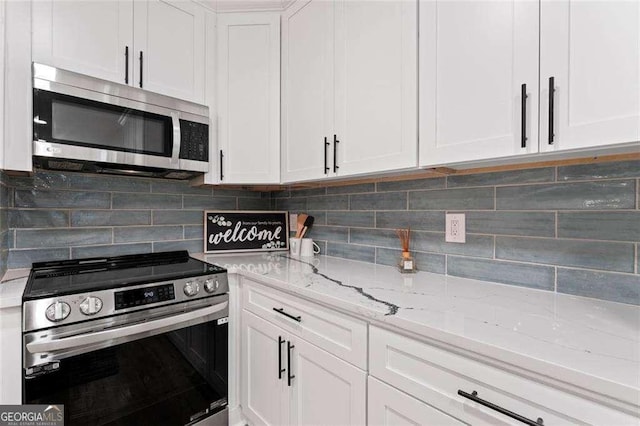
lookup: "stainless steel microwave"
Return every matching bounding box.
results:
[32,63,210,179]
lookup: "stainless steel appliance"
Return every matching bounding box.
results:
[32,63,209,179]
[22,251,229,425]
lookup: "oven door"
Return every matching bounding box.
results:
[23,296,229,426]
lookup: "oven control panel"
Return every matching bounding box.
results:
[23,272,229,333]
[115,284,175,310]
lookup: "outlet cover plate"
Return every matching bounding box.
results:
[445,213,466,243]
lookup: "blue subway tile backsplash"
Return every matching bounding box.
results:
[0,170,266,269]
[278,160,640,306]
[0,159,638,307]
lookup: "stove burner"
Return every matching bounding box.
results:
[22,250,229,333]
[23,250,226,301]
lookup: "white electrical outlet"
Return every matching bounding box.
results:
[445,213,466,243]
[289,213,298,230]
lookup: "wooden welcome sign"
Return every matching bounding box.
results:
[204,211,289,253]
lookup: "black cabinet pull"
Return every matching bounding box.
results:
[219,150,224,181]
[548,76,555,145]
[273,307,301,322]
[458,390,544,426]
[520,83,527,148]
[124,46,129,84]
[333,134,339,173]
[324,137,330,174]
[139,51,144,88]
[278,336,285,379]
[287,341,295,386]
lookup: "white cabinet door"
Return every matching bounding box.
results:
[334,0,417,176]
[289,335,366,426]
[368,377,463,426]
[420,0,539,166]
[242,310,289,426]
[539,0,640,152]
[133,0,205,103]
[3,0,33,172]
[217,12,280,184]
[281,0,335,183]
[32,0,134,85]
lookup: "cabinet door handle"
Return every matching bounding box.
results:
[324,137,330,174]
[124,46,129,84]
[219,150,224,181]
[333,134,339,173]
[548,76,555,145]
[287,341,295,386]
[278,336,285,380]
[458,390,544,426]
[139,51,144,88]
[273,307,301,322]
[520,83,527,148]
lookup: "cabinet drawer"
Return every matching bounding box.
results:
[370,326,637,425]
[368,376,463,426]
[242,279,367,369]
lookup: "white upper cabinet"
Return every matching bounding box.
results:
[334,0,417,176]
[281,0,334,183]
[217,12,280,184]
[33,0,134,85]
[419,0,540,167]
[133,0,205,103]
[33,0,206,103]
[281,0,418,183]
[539,0,640,152]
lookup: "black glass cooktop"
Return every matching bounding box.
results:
[23,251,225,300]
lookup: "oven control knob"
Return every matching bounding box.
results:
[79,296,103,316]
[183,281,200,297]
[204,278,219,293]
[45,301,71,322]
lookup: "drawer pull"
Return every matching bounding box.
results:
[273,307,301,322]
[124,46,129,84]
[333,134,339,173]
[324,136,330,174]
[278,336,285,379]
[458,390,544,426]
[548,76,555,145]
[521,83,528,148]
[287,340,295,386]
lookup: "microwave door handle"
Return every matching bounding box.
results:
[26,302,228,354]
[170,112,181,167]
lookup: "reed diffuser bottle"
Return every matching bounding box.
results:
[396,228,416,273]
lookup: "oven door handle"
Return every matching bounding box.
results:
[26,302,228,354]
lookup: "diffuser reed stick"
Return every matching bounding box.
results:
[396,228,416,273]
[396,228,411,257]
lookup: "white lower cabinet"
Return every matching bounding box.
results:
[369,326,638,426]
[239,281,638,426]
[242,309,289,426]
[241,306,366,426]
[289,334,366,425]
[368,376,462,426]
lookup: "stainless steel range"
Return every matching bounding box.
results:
[22,250,229,426]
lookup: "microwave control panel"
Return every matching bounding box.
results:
[180,120,209,162]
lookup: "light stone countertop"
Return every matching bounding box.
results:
[194,252,640,410]
[0,269,30,309]
[2,254,639,410]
